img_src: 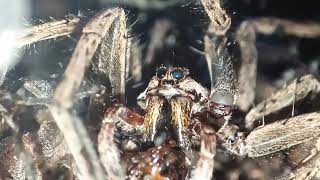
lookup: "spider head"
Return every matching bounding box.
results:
[139,65,195,103]
[155,65,189,88]
[138,65,208,105]
[137,66,209,148]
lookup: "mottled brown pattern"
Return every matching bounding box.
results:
[0,137,24,179]
[125,140,187,180]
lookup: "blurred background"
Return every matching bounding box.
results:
[1,0,320,103]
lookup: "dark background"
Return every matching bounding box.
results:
[6,0,320,104]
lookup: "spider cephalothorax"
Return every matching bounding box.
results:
[135,65,209,148]
[137,65,209,106]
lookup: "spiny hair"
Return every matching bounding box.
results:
[212,39,237,97]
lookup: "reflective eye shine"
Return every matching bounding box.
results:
[170,69,184,80]
[156,67,167,79]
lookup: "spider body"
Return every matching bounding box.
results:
[0,0,320,179]
[135,65,209,148]
[124,139,187,180]
[100,63,239,179]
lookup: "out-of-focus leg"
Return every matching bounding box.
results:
[188,125,216,180]
[98,104,145,179]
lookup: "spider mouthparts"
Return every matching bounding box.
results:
[143,96,164,142]
[163,80,175,85]
[171,96,192,148]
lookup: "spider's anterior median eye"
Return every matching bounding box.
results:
[156,67,167,79]
[170,68,184,80]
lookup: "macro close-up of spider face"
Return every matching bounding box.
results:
[1,0,320,179]
[136,65,209,146]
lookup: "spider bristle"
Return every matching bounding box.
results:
[213,45,237,97]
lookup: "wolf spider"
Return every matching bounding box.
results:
[1,0,320,179]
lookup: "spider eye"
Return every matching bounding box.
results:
[170,68,184,80]
[156,67,167,79]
